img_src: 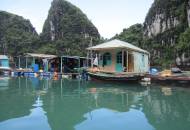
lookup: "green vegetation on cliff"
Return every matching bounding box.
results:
[40,0,100,56]
[0,11,39,56]
[113,24,143,47]
[178,27,190,52]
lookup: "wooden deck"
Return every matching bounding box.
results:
[148,72,190,84]
[88,68,147,76]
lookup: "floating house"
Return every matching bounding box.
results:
[87,39,150,81]
[0,55,11,75]
[0,55,10,70]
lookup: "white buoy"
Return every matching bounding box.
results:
[11,71,14,77]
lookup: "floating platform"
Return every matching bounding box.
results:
[148,73,190,84]
[13,71,53,77]
[12,71,81,79]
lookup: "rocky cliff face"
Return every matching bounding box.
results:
[187,0,190,26]
[144,14,180,37]
[0,11,38,55]
[144,0,187,37]
[40,0,100,56]
[143,0,190,68]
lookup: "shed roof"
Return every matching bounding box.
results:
[0,55,9,59]
[61,55,90,59]
[87,39,149,54]
[25,53,57,59]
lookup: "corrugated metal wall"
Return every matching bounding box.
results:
[133,52,149,73]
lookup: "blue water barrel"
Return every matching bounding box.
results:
[150,68,158,75]
[33,64,39,72]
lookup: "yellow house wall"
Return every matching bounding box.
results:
[98,49,149,73]
[98,50,117,72]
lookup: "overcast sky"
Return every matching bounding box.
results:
[0,0,153,38]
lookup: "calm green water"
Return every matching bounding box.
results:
[0,77,190,130]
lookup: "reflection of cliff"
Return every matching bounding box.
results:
[142,87,190,130]
[42,80,148,130]
[0,78,34,122]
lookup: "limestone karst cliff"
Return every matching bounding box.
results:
[40,0,100,56]
[143,0,190,67]
[0,11,39,56]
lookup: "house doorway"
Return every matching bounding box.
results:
[115,51,123,72]
[128,53,134,72]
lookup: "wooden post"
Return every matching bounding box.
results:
[46,60,49,72]
[91,50,93,68]
[18,56,21,69]
[61,56,63,73]
[122,50,124,68]
[78,57,80,69]
[32,57,35,65]
[90,37,93,68]
[98,53,100,67]
[25,56,28,69]
[86,51,89,68]
[127,51,129,72]
[148,53,150,72]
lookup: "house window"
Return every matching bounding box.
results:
[103,52,111,66]
[117,52,122,63]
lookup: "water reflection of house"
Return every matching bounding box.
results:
[0,77,9,90]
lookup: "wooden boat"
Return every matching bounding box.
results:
[88,71,146,82]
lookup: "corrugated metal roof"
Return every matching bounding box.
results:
[87,39,149,54]
[0,55,9,59]
[25,53,57,59]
